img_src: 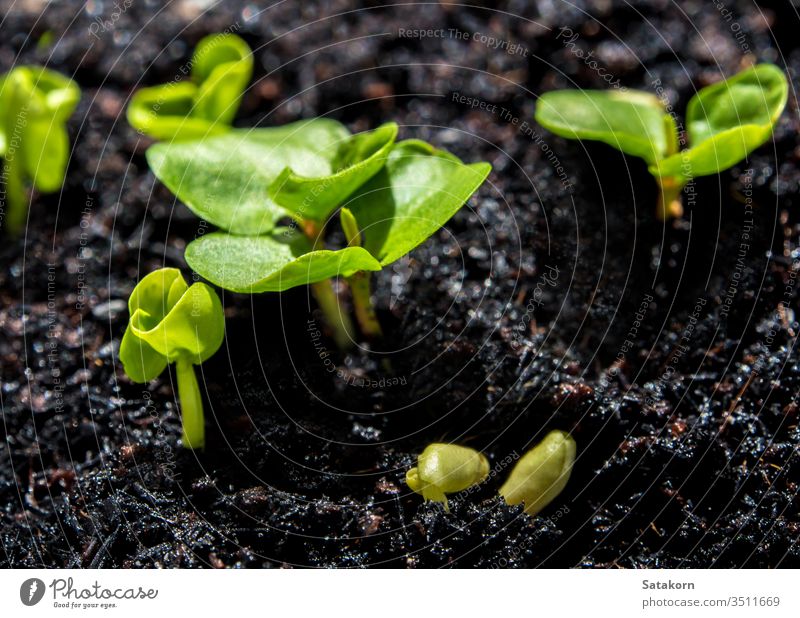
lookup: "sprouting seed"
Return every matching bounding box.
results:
[406,443,489,511]
[499,430,576,516]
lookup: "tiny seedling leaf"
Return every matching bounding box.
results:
[127,33,253,141]
[268,122,398,221]
[348,140,492,266]
[184,228,382,293]
[535,89,670,165]
[0,65,80,233]
[147,120,396,234]
[120,268,225,380]
[651,63,788,180]
[182,139,491,292]
[119,267,225,450]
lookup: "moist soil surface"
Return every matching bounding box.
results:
[1,0,799,568]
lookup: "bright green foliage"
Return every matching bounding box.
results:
[0,65,80,234]
[127,33,253,141]
[120,268,225,449]
[147,117,490,343]
[406,443,489,510]
[499,430,576,516]
[181,139,491,291]
[535,64,788,218]
[185,228,382,293]
[147,119,397,234]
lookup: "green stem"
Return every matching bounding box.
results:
[310,279,355,349]
[176,358,205,449]
[3,158,27,235]
[348,270,383,339]
[656,176,685,220]
[302,219,355,349]
[3,77,29,236]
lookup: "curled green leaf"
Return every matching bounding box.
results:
[119,267,225,449]
[0,65,80,234]
[127,33,253,141]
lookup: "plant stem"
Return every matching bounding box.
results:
[656,176,684,220]
[310,279,355,349]
[302,219,355,349]
[3,77,28,236]
[3,158,27,235]
[176,358,205,449]
[348,270,383,339]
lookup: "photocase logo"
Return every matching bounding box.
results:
[20,578,45,606]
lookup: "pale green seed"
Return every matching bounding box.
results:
[499,430,576,516]
[406,443,489,511]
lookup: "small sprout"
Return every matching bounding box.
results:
[406,443,489,511]
[119,268,224,449]
[499,430,576,516]
[0,65,80,235]
[535,64,788,219]
[147,120,490,346]
[127,33,253,141]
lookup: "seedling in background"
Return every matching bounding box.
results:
[406,443,489,511]
[119,268,224,449]
[0,65,80,235]
[146,119,490,346]
[535,64,788,219]
[499,430,575,516]
[128,33,253,141]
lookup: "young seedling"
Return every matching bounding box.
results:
[535,64,788,219]
[119,268,224,449]
[0,65,80,235]
[406,443,489,511]
[146,119,490,346]
[128,33,253,141]
[499,430,576,516]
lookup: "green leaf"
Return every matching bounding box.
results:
[127,82,229,141]
[131,282,224,363]
[535,89,671,165]
[185,229,382,293]
[191,33,253,125]
[146,119,390,234]
[120,268,225,380]
[268,122,398,222]
[121,268,186,382]
[347,140,492,266]
[23,120,69,193]
[0,65,79,194]
[127,33,253,141]
[652,64,788,180]
[120,323,168,383]
[9,66,81,122]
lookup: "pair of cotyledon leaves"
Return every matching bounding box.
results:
[535,63,788,183]
[127,33,253,141]
[0,65,80,194]
[147,119,492,293]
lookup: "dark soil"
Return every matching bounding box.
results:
[1,0,799,568]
